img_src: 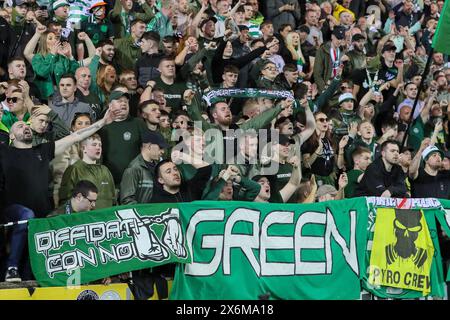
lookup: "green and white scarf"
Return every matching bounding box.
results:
[203,88,294,106]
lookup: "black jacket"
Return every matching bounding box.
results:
[354,157,407,197]
[211,38,267,85]
[0,17,12,81]
[150,165,212,203]
[135,52,165,87]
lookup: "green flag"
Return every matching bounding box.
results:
[432,0,450,55]
[28,204,190,287]
[171,198,370,300]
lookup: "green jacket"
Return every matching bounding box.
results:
[59,160,116,209]
[114,35,142,73]
[187,93,283,163]
[1,111,30,130]
[32,53,79,100]
[119,154,155,205]
[109,0,155,38]
[313,41,334,92]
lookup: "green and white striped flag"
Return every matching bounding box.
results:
[432,0,450,55]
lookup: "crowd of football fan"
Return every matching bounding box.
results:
[0,0,449,294]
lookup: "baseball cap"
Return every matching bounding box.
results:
[199,16,218,29]
[109,90,130,102]
[422,145,444,161]
[351,33,366,42]
[382,42,397,53]
[52,0,69,10]
[13,0,27,6]
[141,131,169,149]
[316,184,338,198]
[338,92,356,104]
[332,26,346,40]
[238,25,249,32]
[89,1,107,11]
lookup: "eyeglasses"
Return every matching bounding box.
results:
[264,67,277,71]
[82,195,97,206]
[6,97,22,103]
[316,117,328,122]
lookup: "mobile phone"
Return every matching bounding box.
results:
[39,5,47,10]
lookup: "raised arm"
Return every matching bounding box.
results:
[24,24,47,63]
[279,157,301,203]
[54,108,116,156]
[298,98,316,142]
[78,32,96,66]
[189,0,209,37]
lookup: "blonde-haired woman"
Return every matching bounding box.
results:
[284,31,313,80]
[24,24,95,102]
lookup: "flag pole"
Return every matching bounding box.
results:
[400,47,434,149]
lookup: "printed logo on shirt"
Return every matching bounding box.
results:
[123,132,132,141]
[164,94,182,99]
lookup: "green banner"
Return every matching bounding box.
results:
[170,198,369,300]
[361,197,447,299]
[435,199,450,281]
[28,198,450,298]
[28,204,190,287]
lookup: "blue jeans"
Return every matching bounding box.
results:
[3,205,35,268]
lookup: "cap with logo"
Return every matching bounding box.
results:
[422,145,444,161]
[332,26,346,40]
[141,131,169,149]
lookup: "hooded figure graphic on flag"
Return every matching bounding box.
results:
[385,210,427,269]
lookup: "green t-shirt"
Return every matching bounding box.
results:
[99,117,148,184]
[344,169,363,198]
[408,116,425,151]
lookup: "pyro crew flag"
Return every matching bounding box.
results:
[432,0,450,55]
[368,208,434,295]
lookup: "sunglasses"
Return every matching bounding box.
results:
[6,97,22,103]
[316,117,328,122]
